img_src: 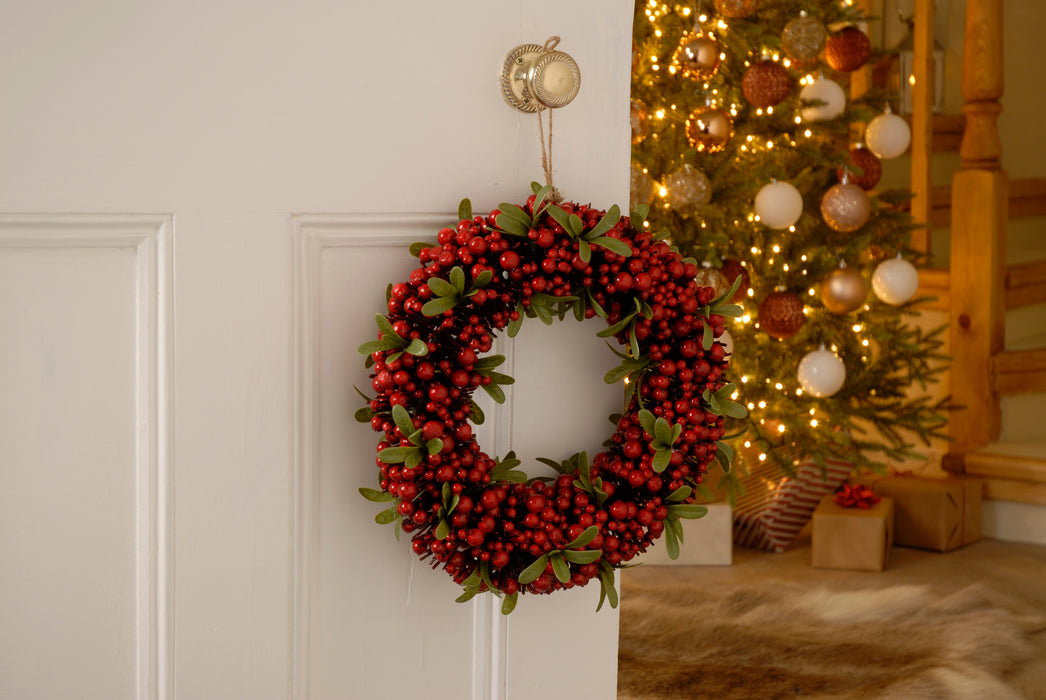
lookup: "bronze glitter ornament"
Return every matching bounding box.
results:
[685,105,733,153]
[837,146,882,190]
[758,290,806,340]
[673,33,721,81]
[820,267,870,314]
[742,60,792,108]
[825,26,872,73]
[714,0,759,19]
[720,259,751,302]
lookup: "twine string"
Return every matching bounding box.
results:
[537,36,562,202]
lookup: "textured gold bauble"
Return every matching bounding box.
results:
[665,164,712,211]
[782,13,827,63]
[820,267,869,314]
[714,0,759,19]
[631,99,649,145]
[694,266,729,297]
[673,33,721,81]
[758,290,806,340]
[821,182,872,233]
[630,164,654,209]
[742,60,792,109]
[685,106,733,153]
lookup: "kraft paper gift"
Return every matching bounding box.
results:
[855,475,981,551]
[812,494,895,571]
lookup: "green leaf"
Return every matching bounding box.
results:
[630,203,650,223]
[669,504,709,519]
[487,371,515,386]
[604,364,632,384]
[472,269,494,289]
[567,213,584,237]
[404,449,424,470]
[588,236,632,258]
[455,588,480,604]
[375,507,398,524]
[408,241,429,258]
[375,314,400,341]
[498,202,533,227]
[652,449,671,473]
[378,446,418,464]
[578,239,592,264]
[458,198,472,222]
[550,553,570,583]
[596,311,638,338]
[353,406,373,423]
[450,266,466,294]
[391,404,414,438]
[517,554,549,585]
[501,592,518,615]
[666,486,692,502]
[546,205,573,234]
[405,338,428,356]
[495,214,529,237]
[637,409,657,437]
[654,417,673,446]
[421,296,458,317]
[715,441,735,472]
[702,323,714,351]
[599,563,619,609]
[428,277,457,298]
[481,382,506,404]
[564,524,599,550]
[359,487,395,502]
[435,519,450,540]
[426,438,444,455]
[586,289,607,319]
[357,340,383,356]
[562,549,602,564]
[664,524,680,560]
[474,354,506,372]
[585,204,620,240]
[469,400,485,425]
[507,303,525,337]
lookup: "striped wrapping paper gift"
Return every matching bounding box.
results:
[733,457,854,553]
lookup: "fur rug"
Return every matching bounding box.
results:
[618,580,1045,699]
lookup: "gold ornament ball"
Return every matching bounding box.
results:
[631,99,649,145]
[694,266,729,297]
[630,164,654,209]
[758,290,806,340]
[821,182,871,233]
[665,164,712,211]
[674,33,721,81]
[782,13,827,63]
[742,60,792,109]
[820,267,869,314]
[685,106,733,153]
[714,0,759,19]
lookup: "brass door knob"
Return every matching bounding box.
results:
[499,42,581,113]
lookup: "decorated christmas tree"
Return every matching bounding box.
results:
[630,0,947,480]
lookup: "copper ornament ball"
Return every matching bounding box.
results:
[631,99,650,145]
[821,182,871,233]
[782,13,827,63]
[837,147,882,190]
[825,26,872,73]
[674,33,721,81]
[714,0,759,19]
[742,60,792,109]
[685,106,734,153]
[758,290,806,340]
[820,267,870,314]
[720,258,751,302]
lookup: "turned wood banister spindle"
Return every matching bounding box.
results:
[959,0,1004,169]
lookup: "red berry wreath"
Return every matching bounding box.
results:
[357,183,744,614]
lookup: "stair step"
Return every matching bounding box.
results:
[943,442,1046,505]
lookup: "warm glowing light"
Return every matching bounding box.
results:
[909,75,916,85]
[658,186,668,197]
[772,244,780,253]
[804,129,812,138]
[758,453,767,461]
[775,382,783,390]
[811,418,819,427]
[758,400,767,409]
[741,375,749,383]
[777,424,786,433]
[742,314,752,323]
[852,324,862,332]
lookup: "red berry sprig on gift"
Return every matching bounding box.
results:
[356,182,746,614]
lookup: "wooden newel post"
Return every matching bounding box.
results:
[948,0,1008,452]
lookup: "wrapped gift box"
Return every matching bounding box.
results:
[812,494,895,571]
[855,475,981,551]
[733,457,853,553]
[639,502,732,566]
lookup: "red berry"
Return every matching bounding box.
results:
[499,251,520,270]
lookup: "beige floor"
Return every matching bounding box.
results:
[620,535,1046,694]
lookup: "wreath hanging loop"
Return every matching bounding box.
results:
[356,183,745,614]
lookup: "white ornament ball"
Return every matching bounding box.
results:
[755,181,804,230]
[798,346,846,398]
[717,329,734,357]
[865,111,912,159]
[799,78,846,122]
[872,256,919,305]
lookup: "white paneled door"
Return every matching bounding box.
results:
[0,2,632,699]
